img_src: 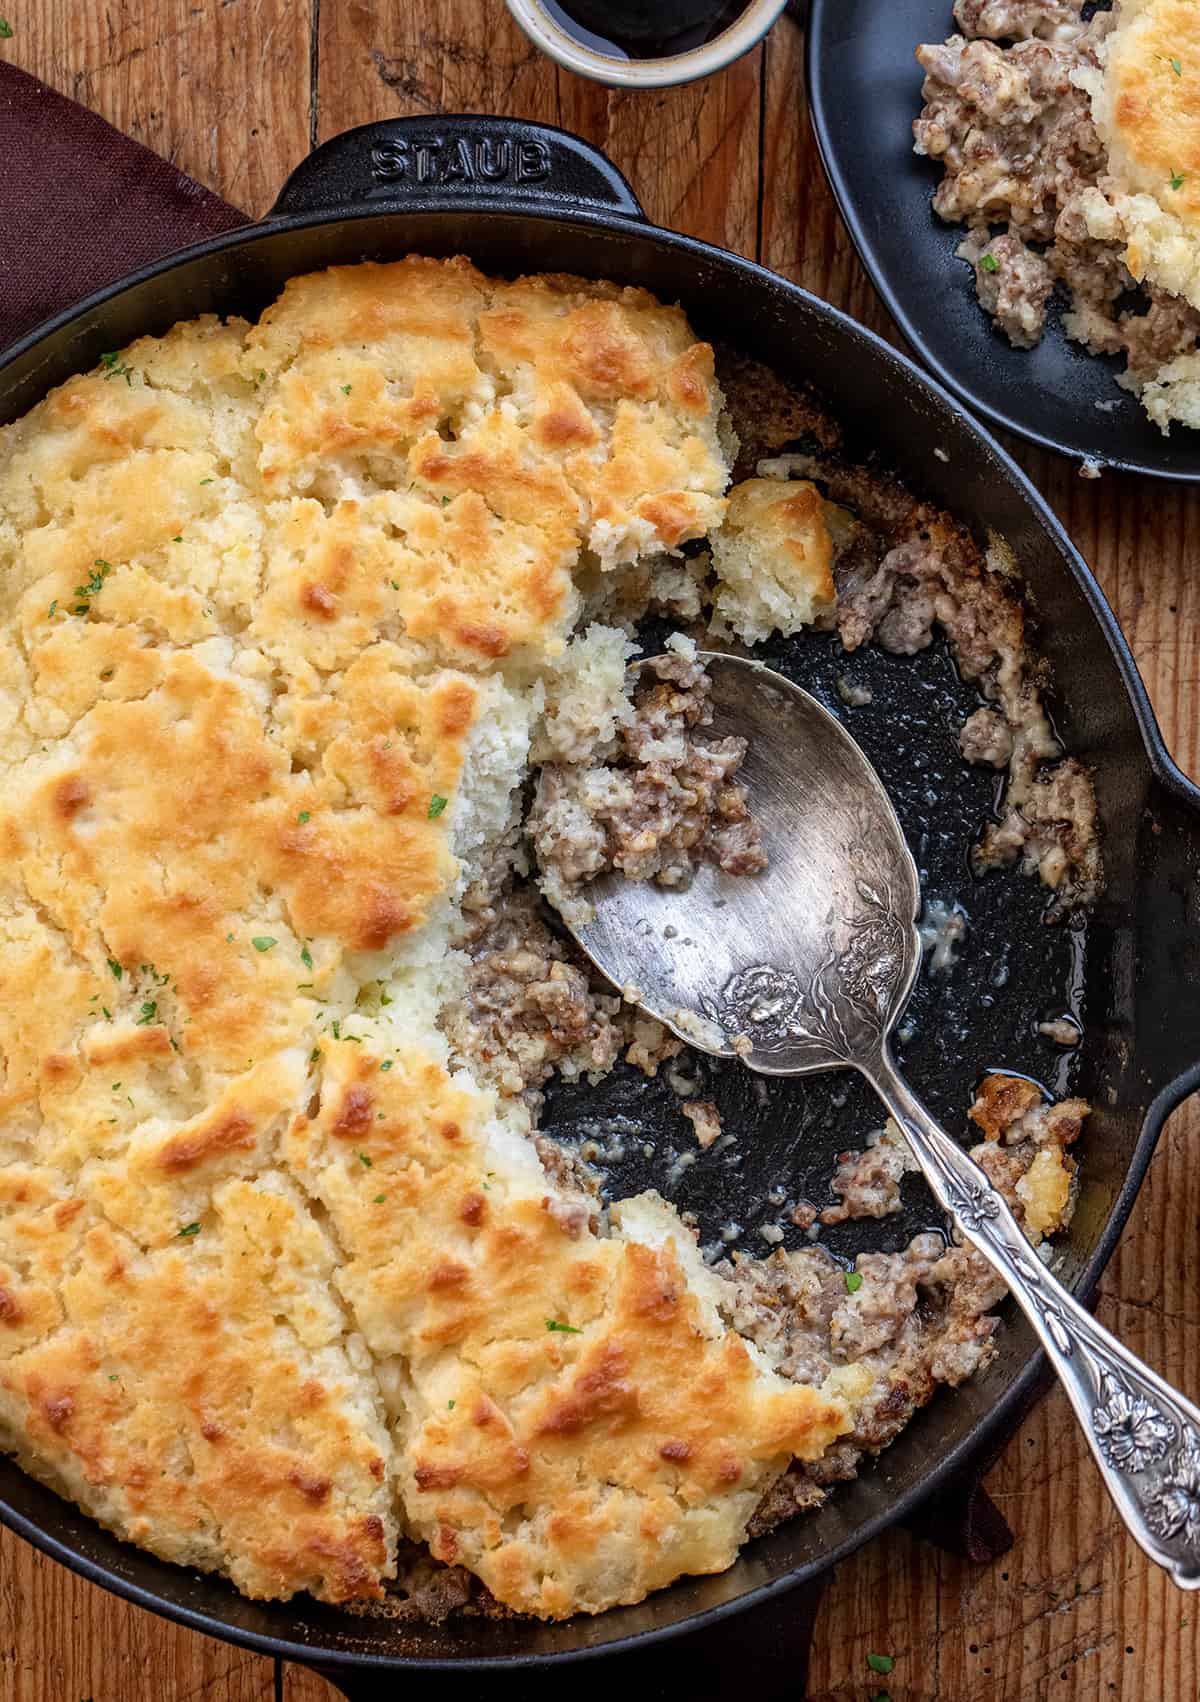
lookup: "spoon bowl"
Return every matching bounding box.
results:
[572,652,922,1072]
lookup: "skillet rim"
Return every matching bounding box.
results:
[0,194,1196,1674]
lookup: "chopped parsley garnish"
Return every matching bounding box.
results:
[428,794,448,818]
[177,1222,201,1238]
[300,943,313,968]
[341,384,352,395]
[1171,56,1183,74]
[870,1694,892,1702]
[390,579,400,590]
[867,1653,895,1676]
[251,936,277,952]
[99,351,133,384]
[358,1152,373,1167]
[380,1059,392,1071]
[379,990,393,1006]
[107,958,123,980]
[374,1193,387,1203]
[135,1001,157,1026]
[111,1082,121,1091]
[447,1399,455,1409]
[310,1047,321,1063]
[1172,170,1187,191]
[331,1019,341,1040]
[844,1270,863,1294]
[108,1373,119,1381]
[102,1006,112,1020]
[74,560,111,612]
[546,1319,582,1334]
[199,477,214,485]
[0,20,13,37]
[47,600,57,617]
[441,495,451,506]
[171,534,183,543]
[297,810,311,825]
[979,253,999,274]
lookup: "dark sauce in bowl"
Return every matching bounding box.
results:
[540,0,754,59]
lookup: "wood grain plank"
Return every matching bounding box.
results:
[759,14,894,333]
[0,0,311,217]
[0,1524,275,1702]
[315,0,762,252]
[282,1663,338,1701]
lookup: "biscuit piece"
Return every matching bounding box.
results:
[968,1072,1085,1240]
[284,1039,861,1620]
[0,1166,394,1601]
[710,478,838,644]
[247,258,729,661]
[1139,347,1200,430]
[1077,0,1200,308]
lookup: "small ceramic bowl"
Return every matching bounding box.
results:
[505,0,789,88]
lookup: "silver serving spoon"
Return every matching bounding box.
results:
[566,651,1200,1590]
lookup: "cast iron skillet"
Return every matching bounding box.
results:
[806,0,1200,481]
[1,116,1199,1698]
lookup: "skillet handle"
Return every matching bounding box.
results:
[301,1573,828,1698]
[268,117,646,222]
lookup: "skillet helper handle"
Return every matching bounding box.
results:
[305,1573,829,1700]
[867,1045,1200,1592]
[269,116,646,221]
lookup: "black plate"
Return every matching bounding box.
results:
[806,0,1200,480]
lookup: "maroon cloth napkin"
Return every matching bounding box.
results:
[0,60,248,348]
[0,53,1020,1580]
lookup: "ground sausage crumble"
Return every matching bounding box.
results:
[529,651,767,924]
[733,1074,1085,1532]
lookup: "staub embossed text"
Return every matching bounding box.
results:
[370,135,552,187]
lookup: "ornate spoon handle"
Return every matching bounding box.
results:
[865,1045,1200,1590]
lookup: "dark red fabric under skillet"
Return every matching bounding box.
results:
[0,59,248,347]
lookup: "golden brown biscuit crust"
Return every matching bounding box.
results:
[284,1042,855,1619]
[1103,0,1200,229]
[1079,0,1200,308]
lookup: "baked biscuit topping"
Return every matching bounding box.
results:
[0,257,867,1616]
[1075,0,1200,309]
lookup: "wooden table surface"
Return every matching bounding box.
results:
[2,3,1199,1698]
